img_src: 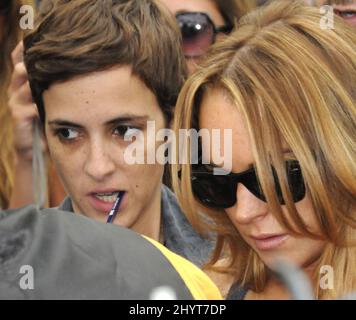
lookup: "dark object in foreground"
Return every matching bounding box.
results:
[0,206,200,299]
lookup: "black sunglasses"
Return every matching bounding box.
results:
[189,160,306,209]
[175,12,233,58]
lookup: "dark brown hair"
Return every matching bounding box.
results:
[24,0,187,125]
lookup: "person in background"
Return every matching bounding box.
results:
[0,0,59,210]
[0,0,21,209]
[159,0,257,74]
[172,0,356,299]
[3,0,67,209]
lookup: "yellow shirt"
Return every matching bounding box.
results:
[143,236,222,300]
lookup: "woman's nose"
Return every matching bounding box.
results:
[83,140,116,182]
[226,183,269,225]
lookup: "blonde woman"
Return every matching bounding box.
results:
[172,0,356,299]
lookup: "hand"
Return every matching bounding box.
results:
[8,42,46,162]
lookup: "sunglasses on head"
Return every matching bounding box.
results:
[175,12,233,58]
[189,160,306,209]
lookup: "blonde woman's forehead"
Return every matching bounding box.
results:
[198,87,254,169]
[198,86,293,169]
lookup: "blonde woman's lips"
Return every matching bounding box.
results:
[251,234,289,251]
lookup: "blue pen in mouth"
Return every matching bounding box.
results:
[106,191,125,224]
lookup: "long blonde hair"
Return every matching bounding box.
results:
[172,0,356,299]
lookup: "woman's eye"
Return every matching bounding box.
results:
[113,125,142,139]
[55,128,79,141]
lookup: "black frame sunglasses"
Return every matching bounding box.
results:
[175,12,233,58]
[189,160,306,209]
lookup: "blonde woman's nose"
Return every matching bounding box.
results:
[226,184,269,225]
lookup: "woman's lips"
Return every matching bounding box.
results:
[334,7,356,26]
[251,234,289,251]
[87,191,127,214]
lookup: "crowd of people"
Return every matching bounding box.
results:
[0,0,355,300]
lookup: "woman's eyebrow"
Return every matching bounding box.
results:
[176,9,191,15]
[47,120,83,128]
[105,114,150,126]
[47,114,150,128]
